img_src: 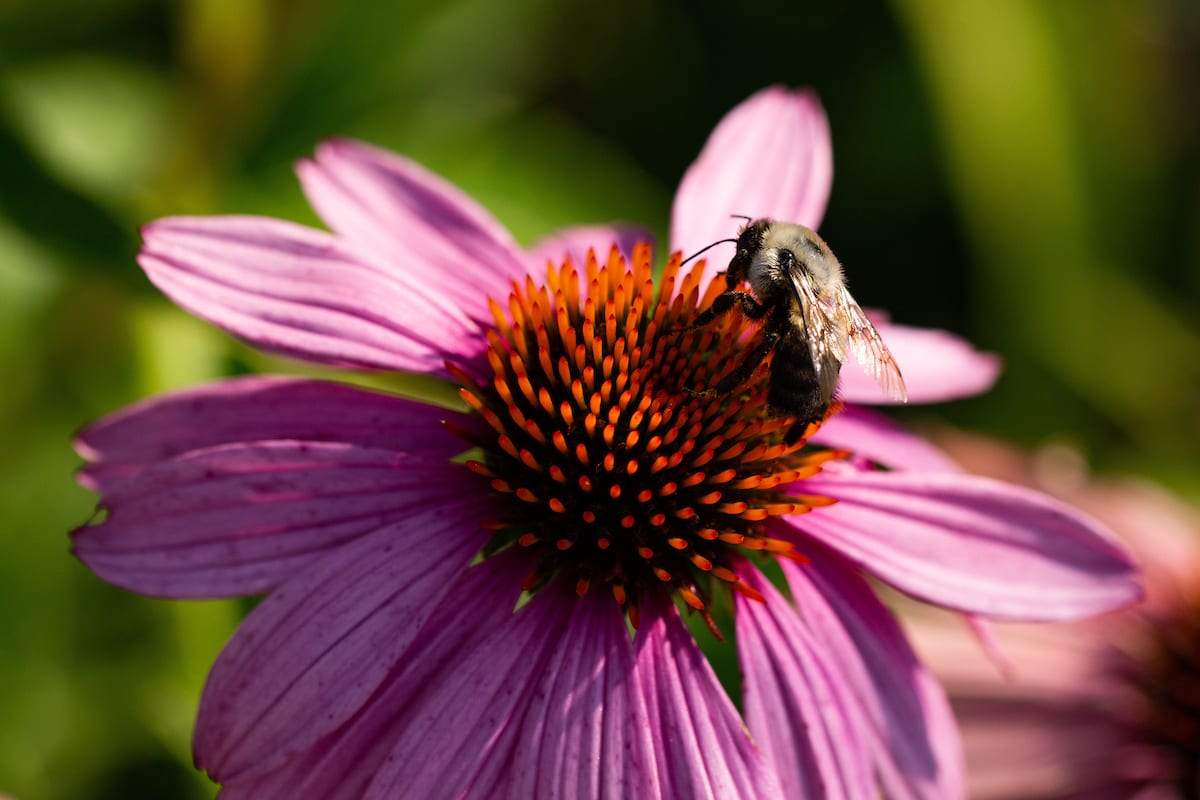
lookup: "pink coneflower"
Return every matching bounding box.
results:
[73,87,1140,798]
[908,433,1200,800]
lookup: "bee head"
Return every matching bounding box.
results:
[726,219,771,286]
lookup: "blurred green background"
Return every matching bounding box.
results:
[1,0,1196,796]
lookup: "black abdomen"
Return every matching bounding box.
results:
[767,333,826,444]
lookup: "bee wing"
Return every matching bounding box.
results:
[787,268,845,374]
[837,285,908,402]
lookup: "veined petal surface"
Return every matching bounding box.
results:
[75,375,472,493]
[73,441,481,598]
[297,137,527,323]
[195,499,493,783]
[789,468,1142,620]
[810,405,963,473]
[671,85,832,283]
[635,597,781,800]
[737,568,875,799]
[777,544,964,799]
[217,554,529,800]
[139,215,485,375]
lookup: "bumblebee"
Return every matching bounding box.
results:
[690,219,907,444]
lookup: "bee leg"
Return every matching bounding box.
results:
[783,420,808,447]
[677,292,766,331]
[714,329,780,395]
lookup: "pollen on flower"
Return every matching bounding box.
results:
[447,242,845,624]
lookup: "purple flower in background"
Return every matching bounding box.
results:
[908,432,1200,800]
[73,87,1140,798]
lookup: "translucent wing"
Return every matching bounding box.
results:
[837,285,907,401]
[787,268,845,375]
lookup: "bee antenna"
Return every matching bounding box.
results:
[680,238,737,267]
[730,214,753,224]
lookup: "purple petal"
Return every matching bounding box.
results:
[839,321,1002,404]
[297,137,526,323]
[218,568,778,799]
[217,553,529,800]
[811,405,963,473]
[364,577,579,799]
[369,586,779,799]
[475,587,661,800]
[75,375,473,493]
[671,86,832,281]
[139,215,485,375]
[195,500,493,784]
[635,596,781,799]
[776,541,965,799]
[73,441,484,598]
[526,224,657,271]
[788,467,1142,620]
[736,568,875,799]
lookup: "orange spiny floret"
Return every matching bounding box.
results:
[519,449,541,470]
[523,419,546,445]
[507,404,529,432]
[678,587,705,610]
[728,580,766,604]
[498,435,520,460]
[792,494,838,507]
[612,584,627,605]
[493,376,515,406]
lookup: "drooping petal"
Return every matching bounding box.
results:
[788,468,1142,620]
[226,579,781,800]
[775,541,965,800]
[75,375,473,493]
[472,587,662,800]
[839,320,1002,404]
[811,405,963,473]
[364,587,780,799]
[671,85,832,281]
[217,553,529,800]
[635,596,781,799]
[72,441,484,598]
[905,611,1129,800]
[363,578,603,798]
[736,567,875,799]
[526,223,656,272]
[297,137,527,322]
[139,215,485,375]
[195,499,493,785]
